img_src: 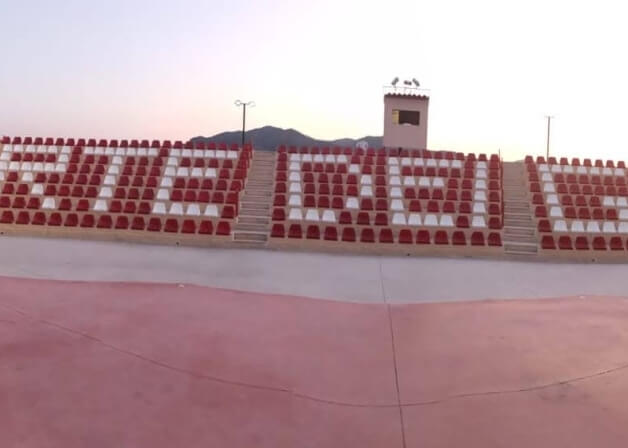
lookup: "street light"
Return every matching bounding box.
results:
[234,100,255,148]
[545,115,554,160]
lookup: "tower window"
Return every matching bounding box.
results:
[392,109,420,126]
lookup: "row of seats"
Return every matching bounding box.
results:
[279,164,499,179]
[271,224,502,246]
[281,154,500,169]
[0,210,231,234]
[529,183,628,196]
[274,197,501,213]
[0,195,235,215]
[273,207,501,228]
[280,145,499,161]
[2,136,250,151]
[538,219,628,234]
[534,206,621,220]
[541,235,628,250]
[527,155,625,167]
[532,194,626,207]
[530,172,628,184]
[275,185,500,200]
[277,172,500,190]
[1,187,239,204]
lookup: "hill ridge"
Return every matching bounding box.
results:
[190,126,382,151]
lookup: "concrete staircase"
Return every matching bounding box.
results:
[502,161,538,256]
[232,151,275,247]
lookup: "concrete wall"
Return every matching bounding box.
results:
[382,95,429,149]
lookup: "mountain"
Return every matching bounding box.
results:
[189,126,382,151]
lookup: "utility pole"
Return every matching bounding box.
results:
[234,100,255,148]
[545,115,554,160]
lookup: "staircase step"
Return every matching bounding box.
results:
[504,214,530,220]
[237,152,274,232]
[242,192,272,198]
[234,223,269,232]
[504,230,535,236]
[504,208,531,213]
[504,238,538,245]
[240,200,270,207]
[233,231,268,242]
[238,215,269,224]
[240,202,271,209]
[247,180,274,184]
[239,214,269,221]
[504,243,538,254]
[500,161,538,249]
[240,211,270,217]
[504,223,535,229]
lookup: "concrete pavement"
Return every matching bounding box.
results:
[3,276,628,447]
[1,235,628,303]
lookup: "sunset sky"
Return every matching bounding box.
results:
[1,0,627,161]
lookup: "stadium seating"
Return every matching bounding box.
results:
[270,145,503,251]
[526,155,628,253]
[0,137,251,244]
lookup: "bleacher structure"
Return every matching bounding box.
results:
[0,136,251,246]
[4,134,628,261]
[269,146,503,254]
[526,155,628,256]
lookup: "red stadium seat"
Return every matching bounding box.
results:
[471,232,485,246]
[416,230,430,244]
[114,216,129,230]
[324,226,338,241]
[541,235,555,249]
[488,217,502,229]
[271,223,285,238]
[452,231,466,246]
[374,213,388,226]
[216,221,231,235]
[97,215,113,229]
[306,225,320,240]
[339,211,352,224]
[15,211,30,225]
[456,216,469,228]
[342,227,356,242]
[198,220,214,234]
[434,230,448,245]
[610,237,624,251]
[357,212,370,226]
[487,233,502,247]
[80,214,95,228]
[537,220,551,232]
[558,236,573,250]
[31,212,46,226]
[379,228,394,243]
[592,237,607,251]
[147,218,162,232]
[398,229,413,244]
[288,224,302,239]
[535,206,547,217]
[360,228,375,243]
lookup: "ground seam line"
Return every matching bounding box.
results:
[379,258,407,448]
[0,302,397,408]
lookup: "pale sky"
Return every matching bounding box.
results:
[1,0,627,161]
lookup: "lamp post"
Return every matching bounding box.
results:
[234,100,255,148]
[545,115,554,160]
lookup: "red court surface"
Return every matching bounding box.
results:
[2,276,628,447]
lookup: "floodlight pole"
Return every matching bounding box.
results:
[545,115,553,160]
[235,100,255,148]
